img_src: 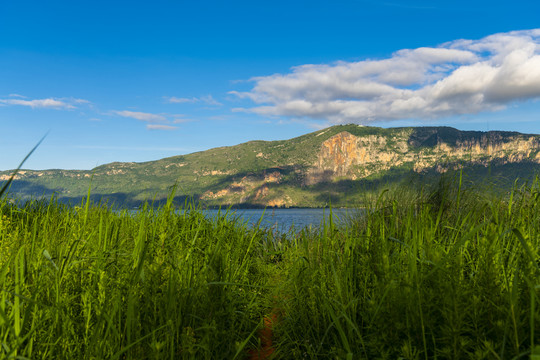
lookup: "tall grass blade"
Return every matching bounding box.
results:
[0,134,47,199]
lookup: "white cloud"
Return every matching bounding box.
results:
[146,124,177,131]
[199,95,222,106]
[167,96,198,104]
[0,96,91,109]
[113,110,167,122]
[113,110,188,130]
[0,98,76,109]
[232,29,540,124]
[166,94,222,106]
[172,118,192,124]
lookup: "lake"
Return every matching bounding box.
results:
[202,208,360,233]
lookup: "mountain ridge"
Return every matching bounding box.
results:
[2,124,540,207]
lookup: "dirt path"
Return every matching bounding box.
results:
[248,309,280,359]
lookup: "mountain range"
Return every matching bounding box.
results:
[2,124,540,207]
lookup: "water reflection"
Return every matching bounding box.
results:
[202,208,360,233]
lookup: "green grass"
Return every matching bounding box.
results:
[2,175,540,358]
[0,196,274,359]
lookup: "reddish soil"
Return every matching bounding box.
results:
[248,310,280,360]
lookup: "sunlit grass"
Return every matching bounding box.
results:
[2,174,540,359]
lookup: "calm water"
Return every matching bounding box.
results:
[202,208,360,233]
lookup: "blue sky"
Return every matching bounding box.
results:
[1,0,540,170]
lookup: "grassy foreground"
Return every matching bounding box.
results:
[2,177,540,359]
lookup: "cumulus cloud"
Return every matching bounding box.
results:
[0,98,76,109]
[231,29,540,123]
[166,95,222,106]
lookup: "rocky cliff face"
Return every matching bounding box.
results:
[308,129,540,184]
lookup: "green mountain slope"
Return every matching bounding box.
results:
[3,124,540,207]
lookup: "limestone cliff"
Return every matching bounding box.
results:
[307,128,540,185]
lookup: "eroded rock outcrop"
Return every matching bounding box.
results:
[317,131,359,176]
[307,129,540,184]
